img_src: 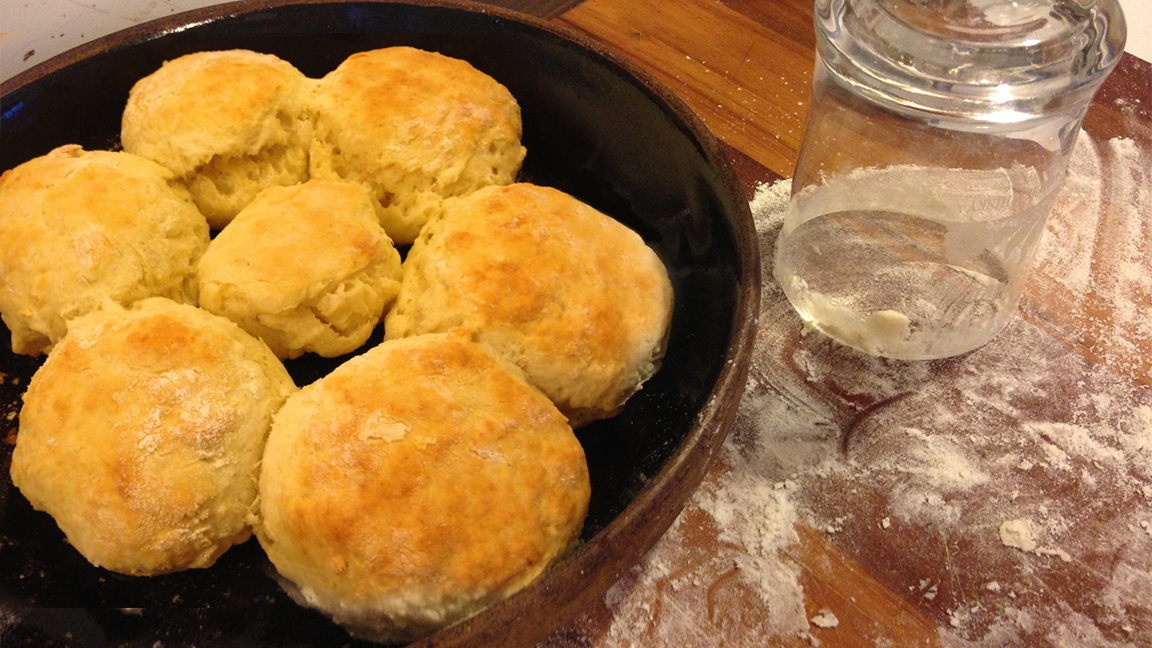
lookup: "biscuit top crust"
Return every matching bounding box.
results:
[310,46,526,244]
[121,49,311,175]
[198,180,395,312]
[196,179,404,359]
[0,145,209,356]
[385,183,674,426]
[314,46,523,178]
[257,333,590,640]
[9,298,296,575]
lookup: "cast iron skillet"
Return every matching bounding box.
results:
[0,1,760,645]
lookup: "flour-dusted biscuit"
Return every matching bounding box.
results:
[384,183,674,427]
[309,46,526,244]
[0,145,209,357]
[257,332,590,643]
[197,180,403,360]
[9,298,297,576]
[121,49,313,228]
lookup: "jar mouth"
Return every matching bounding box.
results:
[817,0,1127,123]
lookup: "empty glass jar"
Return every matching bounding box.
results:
[774,0,1127,359]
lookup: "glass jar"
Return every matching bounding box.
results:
[774,0,1127,360]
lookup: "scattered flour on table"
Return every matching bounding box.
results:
[1035,134,1152,379]
[735,133,1152,647]
[749,177,792,235]
[581,460,810,648]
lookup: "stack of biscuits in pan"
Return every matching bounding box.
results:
[0,48,673,642]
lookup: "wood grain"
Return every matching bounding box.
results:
[789,525,942,647]
[558,0,814,179]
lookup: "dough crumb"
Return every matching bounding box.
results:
[1036,547,1073,563]
[999,518,1038,552]
[810,609,839,628]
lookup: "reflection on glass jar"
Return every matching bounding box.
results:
[774,0,1127,360]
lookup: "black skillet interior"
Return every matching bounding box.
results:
[0,1,746,645]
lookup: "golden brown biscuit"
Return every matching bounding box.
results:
[121,49,313,228]
[384,183,674,427]
[256,332,590,643]
[0,145,209,356]
[9,298,297,576]
[310,46,526,244]
[197,180,403,359]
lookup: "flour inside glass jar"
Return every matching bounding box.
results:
[774,164,1054,360]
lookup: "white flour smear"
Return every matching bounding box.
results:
[587,467,809,648]
[543,132,1149,647]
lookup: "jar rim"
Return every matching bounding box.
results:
[816,0,1127,122]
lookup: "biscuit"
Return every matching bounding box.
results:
[256,332,589,642]
[121,49,313,228]
[310,46,526,244]
[197,180,403,359]
[0,145,210,357]
[384,183,674,427]
[9,298,297,576]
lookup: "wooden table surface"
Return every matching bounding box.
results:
[520,0,1152,646]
